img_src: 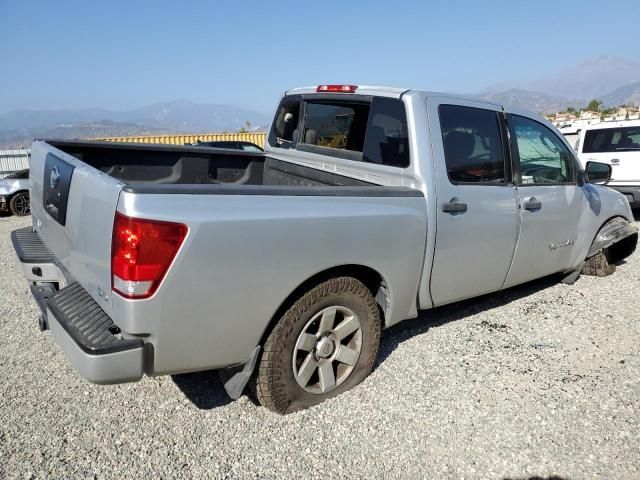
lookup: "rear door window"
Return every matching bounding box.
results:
[438,104,506,184]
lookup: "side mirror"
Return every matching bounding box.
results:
[585,161,611,185]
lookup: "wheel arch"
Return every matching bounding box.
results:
[256,264,389,350]
[588,215,638,264]
[9,189,29,197]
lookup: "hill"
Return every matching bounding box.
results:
[475,89,585,114]
[598,81,640,107]
[0,100,271,149]
[482,55,640,100]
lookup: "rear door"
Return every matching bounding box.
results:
[428,98,519,306]
[503,114,583,288]
[579,124,640,185]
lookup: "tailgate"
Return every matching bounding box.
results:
[29,141,124,313]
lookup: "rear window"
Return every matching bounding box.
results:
[363,97,410,168]
[297,97,410,168]
[303,102,369,152]
[583,126,640,153]
[269,95,301,148]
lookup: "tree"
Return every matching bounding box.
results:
[238,121,252,134]
[566,107,576,113]
[586,99,602,112]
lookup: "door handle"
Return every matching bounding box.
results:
[442,199,467,214]
[523,197,542,211]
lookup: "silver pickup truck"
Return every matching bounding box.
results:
[11,85,638,414]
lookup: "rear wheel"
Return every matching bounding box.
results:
[254,277,381,414]
[9,192,30,216]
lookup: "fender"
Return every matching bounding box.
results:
[587,217,638,259]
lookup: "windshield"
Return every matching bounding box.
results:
[583,126,640,153]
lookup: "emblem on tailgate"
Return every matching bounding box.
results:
[49,166,61,190]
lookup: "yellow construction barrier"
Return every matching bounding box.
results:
[96,132,267,148]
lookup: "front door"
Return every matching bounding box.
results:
[503,113,583,288]
[428,99,519,306]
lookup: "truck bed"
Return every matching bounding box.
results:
[49,140,372,189]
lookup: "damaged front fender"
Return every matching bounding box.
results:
[587,217,638,262]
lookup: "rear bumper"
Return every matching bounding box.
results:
[609,185,640,207]
[12,227,145,384]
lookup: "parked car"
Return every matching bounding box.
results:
[191,140,264,152]
[0,168,30,216]
[11,85,638,414]
[571,120,640,208]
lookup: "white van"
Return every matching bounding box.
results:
[575,120,640,208]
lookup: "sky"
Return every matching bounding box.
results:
[1,0,639,114]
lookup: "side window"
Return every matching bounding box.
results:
[438,105,506,184]
[269,96,301,148]
[583,126,640,153]
[510,115,575,185]
[302,101,370,152]
[362,97,410,168]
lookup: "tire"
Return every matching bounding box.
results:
[582,251,616,277]
[9,192,30,216]
[254,277,381,414]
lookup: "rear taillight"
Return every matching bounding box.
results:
[316,84,358,93]
[111,212,187,299]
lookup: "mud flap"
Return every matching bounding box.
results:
[219,346,261,400]
[561,262,585,285]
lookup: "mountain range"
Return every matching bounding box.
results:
[2,55,640,148]
[0,100,270,148]
[475,55,640,113]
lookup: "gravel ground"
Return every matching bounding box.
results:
[1,213,639,480]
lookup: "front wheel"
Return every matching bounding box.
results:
[254,277,381,414]
[9,192,30,216]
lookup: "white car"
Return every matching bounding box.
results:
[574,120,640,208]
[0,169,30,216]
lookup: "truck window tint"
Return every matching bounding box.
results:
[270,97,301,147]
[583,126,640,153]
[439,105,505,183]
[302,102,370,152]
[363,97,410,168]
[510,115,575,185]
